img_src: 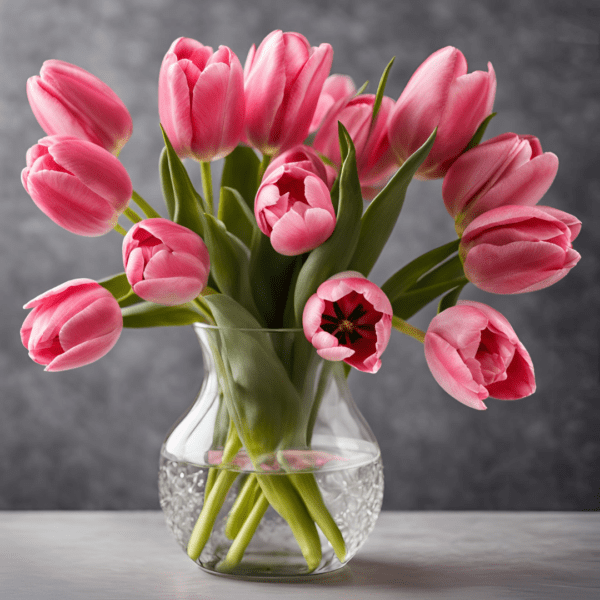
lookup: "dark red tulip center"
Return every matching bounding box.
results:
[320,291,382,347]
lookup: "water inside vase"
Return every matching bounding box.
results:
[158,439,384,576]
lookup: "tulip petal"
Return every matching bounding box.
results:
[27,77,91,141]
[48,139,132,211]
[190,62,229,160]
[164,62,194,155]
[425,331,489,410]
[270,206,334,255]
[39,60,132,153]
[244,31,286,152]
[133,277,204,306]
[27,171,117,236]
[462,152,559,224]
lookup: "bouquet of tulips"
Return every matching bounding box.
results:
[20,30,581,571]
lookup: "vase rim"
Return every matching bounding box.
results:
[193,322,304,334]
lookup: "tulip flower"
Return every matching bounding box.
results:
[388,46,496,179]
[244,30,333,155]
[459,205,581,294]
[263,144,336,188]
[254,164,336,256]
[21,135,132,236]
[309,74,356,133]
[158,38,245,162]
[303,272,393,373]
[444,133,559,234]
[123,219,210,306]
[313,93,397,200]
[27,60,133,156]
[21,279,123,372]
[424,300,536,410]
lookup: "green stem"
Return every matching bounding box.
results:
[124,207,142,223]
[131,190,161,218]
[392,315,425,343]
[192,297,215,324]
[217,490,270,573]
[225,473,259,540]
[255,473,322,572]
[289,472,346,563]
[187,424,242,562]
[200,162,214,215]
[113,223,127,236]
[256,154,272,189]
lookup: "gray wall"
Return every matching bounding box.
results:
[1,0,598,510]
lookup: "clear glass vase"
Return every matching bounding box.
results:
[158,323,384,578]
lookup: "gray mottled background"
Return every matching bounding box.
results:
[1,0,598,511]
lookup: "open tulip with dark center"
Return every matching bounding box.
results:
[303,272,393,373]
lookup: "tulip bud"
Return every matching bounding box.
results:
[244,30,333,155]
[303,271,393,373]
[27,60,133,155]
[263,144,336,189]
[309,74,356,133]
[459,205,581,294]
[123,219,210,306]
[254,164,336,256]
[158,38,245,162]
[388,46,496,179]
[314,93,397,200]
[443,133,559,234]
[21,279,123,372]
[21,135,132,236]
[424,301,536,410]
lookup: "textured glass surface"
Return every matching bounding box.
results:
[158,449,384,576]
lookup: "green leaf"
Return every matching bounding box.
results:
[98,272,131,301]
[354,80,369,96]
[218,186,257,249]
[347,127,437,278]
[392,277,468,320]
[372,57,395,124]
[202,213,263,324]
[159,125,206,237]
[337,121,349,164]
[380,238,460,300]
[293,124,364,325]
[409,254,465,289]
[462,112,497,154]
[122,301,207,328]
[390,255,467,319]
[203,294,307,457]
[159,147,176,221]
[249,230,298,328]
[220,145,261,210]
[438,281,468,313]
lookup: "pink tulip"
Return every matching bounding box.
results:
[459,205,581,294]
[123,218,210,306]
[444,133,559,234]
[309,74,356,133]
[21,135,132,236]
[303,272,393,373]
[27,60,132,156]
[255,164,335,256]
[244,30,333,155]
[313,93,397,200]
[158,38,245,162]
[388,46,496,180]
[424,301,536,410]
[21,279,123,372]
[264,144,336,189]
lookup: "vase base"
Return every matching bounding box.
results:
[197,561,349,581]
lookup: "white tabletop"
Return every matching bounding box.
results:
[1,511,599,599]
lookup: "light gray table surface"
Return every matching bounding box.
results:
[1,511,599,599]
